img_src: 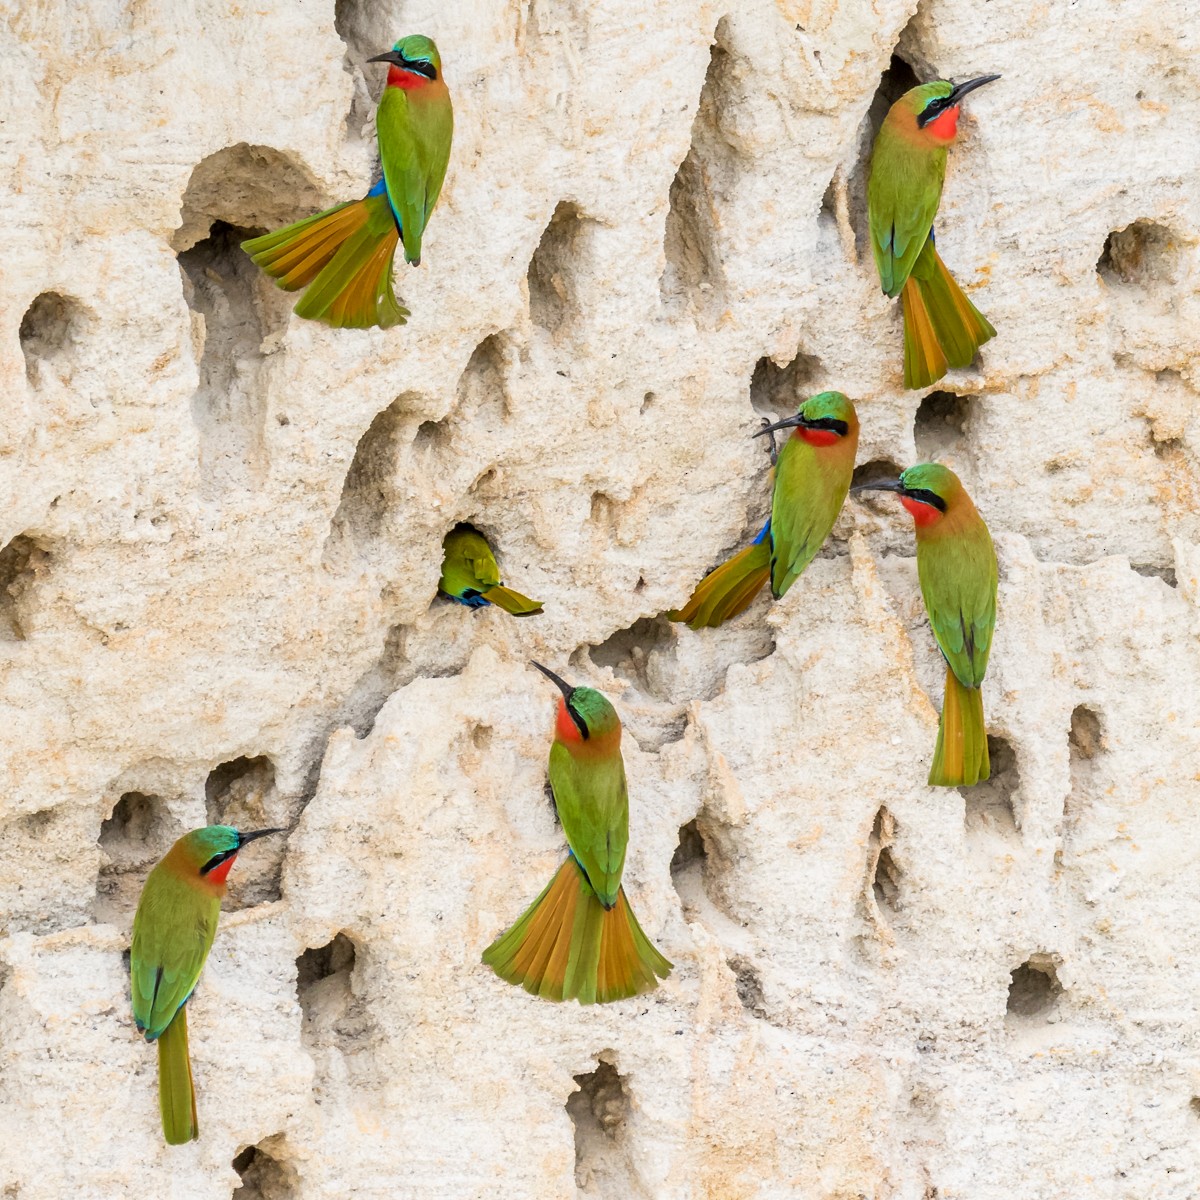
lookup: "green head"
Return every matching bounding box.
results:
[531,662,621,745]
[851,462,966,525]
[369,35,443,81]
[754,390,859,446]
[897,75,999,143]
[172,824,282,883]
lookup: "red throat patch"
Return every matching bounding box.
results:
[797,427,839,447]
[206,854,238,886]
[555,698,584,744]
[901,495,944,526]
[387,64,432,90]
[925,105,961,143]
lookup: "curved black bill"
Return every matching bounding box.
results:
[368,50,406,66]
[850,478,904,495]
[753,414,804,438]
[531,661,574,699]
[947,74,1000,105]
[237,827,284,848]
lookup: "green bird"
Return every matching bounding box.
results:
[130,825,280,1144]
[868,75,999,389]
[853,464,997,786]
[438,525,543,616]
[482,664,671,1004]
[243,34,453,328]
[669,391,860,628]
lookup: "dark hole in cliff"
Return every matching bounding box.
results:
[671,819,706,876]
[568,1057,644,1195]
[1006,957,1062,1019]
[205,756,282,907]
[0,534,48,641]
[94,792,181,923]
[659,21,737,319]
[727,955,768,1020]
[963,736,1020,836]
[20,292,84,384]
[232,1135,300,1199]
[1098,220,1183,287]
[749,350,823,421]
[914,390,972,462]
[528,201,591,335]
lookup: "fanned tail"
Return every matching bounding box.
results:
[156,1005,198,1145]
[482,584,544,616]
[902,239,995,390]
[668,540,771,630]
[482,858,671,1005]
[241,194,409,330]
[929,663,990,788]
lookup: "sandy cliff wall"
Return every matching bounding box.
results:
[1,0,1198,1196]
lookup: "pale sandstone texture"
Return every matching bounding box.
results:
[0,0,1198,1197]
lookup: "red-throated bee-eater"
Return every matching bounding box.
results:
[482,664,671,1004]
[669,391,859,628]
[243,35,452,328]
[439,526,543,616]
[868,76,999,389]
[131,826,281,1144]
[853,464,997,786]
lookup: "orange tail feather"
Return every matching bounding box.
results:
[668,540,771,630]
[483,858,671,1005]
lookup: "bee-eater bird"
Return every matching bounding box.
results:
[668,391,860,629]
[242,35,453,329]
[853,464,997,786]
[439,525,544,616]
[130,826,281,1144]
[482,664,671,1004]
[868,75,999,389]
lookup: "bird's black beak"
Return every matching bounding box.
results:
[368,50,406,67]
[947,74,1001,105]
[753,413,807,438]
[237,827,284,848]
[850,478,905,496]
[531,661,574,700]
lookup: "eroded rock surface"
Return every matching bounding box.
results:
[1,0,1198,1197]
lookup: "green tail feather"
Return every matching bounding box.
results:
[483,584,544,616]
[668,540,771,630]
[242,195,409,330]
[483,858,671,1005]
[157,1006,198,1145]
[929,667,990,788]
[905,238,995,388]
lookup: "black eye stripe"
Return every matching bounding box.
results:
[402,58,437,79]
[200,848,238,875]
[565,693,590,740]
[804,417,849,435]
[917,96,952,128]
[903,486,948,512]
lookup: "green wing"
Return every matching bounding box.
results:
[440,530,500,596]
[130,868,220,1041]
[768,437,853,598]
[867,131,947,297]
[549,742,628,910]
[917,525,998,688]
[377,86,454,265]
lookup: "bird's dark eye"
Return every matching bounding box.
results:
[402,58,438,80]
[917,96,951,127]
[902,486,947,511]
[565,699,590,740]
[804,417,850,436]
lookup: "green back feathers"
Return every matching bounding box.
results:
[905,463,998,689]
[768,391,859,598]
[378,35,453,266]
[440,526,501,595]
